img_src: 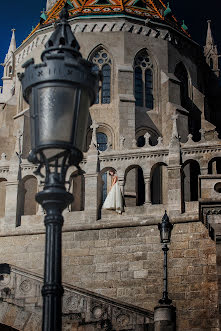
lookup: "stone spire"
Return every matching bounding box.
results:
[0,29,17,102]
[204,20,220,77]
[206,20,214,46]
[8,29,16,53]
[5,29,16,62]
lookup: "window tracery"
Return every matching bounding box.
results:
[134,50,154,109]
[90,48,112,104]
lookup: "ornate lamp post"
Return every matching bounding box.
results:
[158,211,173,305]
[18,4,98,331]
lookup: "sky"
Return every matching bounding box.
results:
[0,0,220,83]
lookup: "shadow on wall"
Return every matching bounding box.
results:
[17,175,37,224]
[150,163,168,205]
[69,171,85,212]
[175,62,201,143]
[181,160,200,213]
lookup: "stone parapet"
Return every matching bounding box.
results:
[0,264,154,330]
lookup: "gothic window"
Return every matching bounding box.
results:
[97,132,108,151]
[134,50,154,109]
[90,48,112,104]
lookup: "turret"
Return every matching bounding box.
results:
[204,20,220,77]
[0,29,16,103]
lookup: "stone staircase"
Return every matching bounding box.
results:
[0,264,154,330]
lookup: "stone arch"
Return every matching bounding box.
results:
[88,45,113,104]
[181,160,200,210]
[98,167,117,211]
[208,157,221,174]
[85,122,114,151]
[150,162,168,205]
[136,126,159,147]
[0,178,7,218]
[69,170,85,211]
[124,165,145,206]
[19,175,38,216]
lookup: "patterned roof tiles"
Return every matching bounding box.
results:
[24,0,189,43]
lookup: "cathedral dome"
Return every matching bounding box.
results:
[29,0,188,40]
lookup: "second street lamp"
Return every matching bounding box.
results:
[158,211,173,305]
[18,3,99,331]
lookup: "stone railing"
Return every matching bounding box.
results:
[0,264,154,331]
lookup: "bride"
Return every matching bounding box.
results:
[102,170,124,214]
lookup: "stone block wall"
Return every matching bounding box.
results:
[0,220,218,330]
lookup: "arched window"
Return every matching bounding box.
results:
[134,50,154,109]
[97,132,108,151]
[90,48,112,104]
[9,65,13,75]
[209,58,214,69]
[20,176,38,216]
[98,168,116,212]
[136,128,159,147]
[208,157,221,174]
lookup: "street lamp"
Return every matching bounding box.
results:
[158,211,173,305]
[18,4,98,331]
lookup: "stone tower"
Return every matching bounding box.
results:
[0,0,220,330]
[204,20,220,77]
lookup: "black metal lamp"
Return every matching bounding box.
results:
[19,5,98,167]
[158,211,173,244]
[158,212,173,305]
[18,4,99,331]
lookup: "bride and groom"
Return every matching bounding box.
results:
[102,170,124,214]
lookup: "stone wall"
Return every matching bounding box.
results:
[0,220,218,330]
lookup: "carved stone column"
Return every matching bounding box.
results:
[144,176,151,205]
[168,115,182,214]
[167,165,182,214]
[5,155,20,226]
[118,176,125,196]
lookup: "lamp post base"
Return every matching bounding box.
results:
[36,173,73,331]
[154,304,176,331]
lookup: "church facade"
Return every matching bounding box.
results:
[0,0,220,329]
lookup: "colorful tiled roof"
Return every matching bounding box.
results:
[26,0,189,42]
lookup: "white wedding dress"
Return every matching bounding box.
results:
[102,181,124,214]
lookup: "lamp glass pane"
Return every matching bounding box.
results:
[73,89,90,152]
[37,85,78,147]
